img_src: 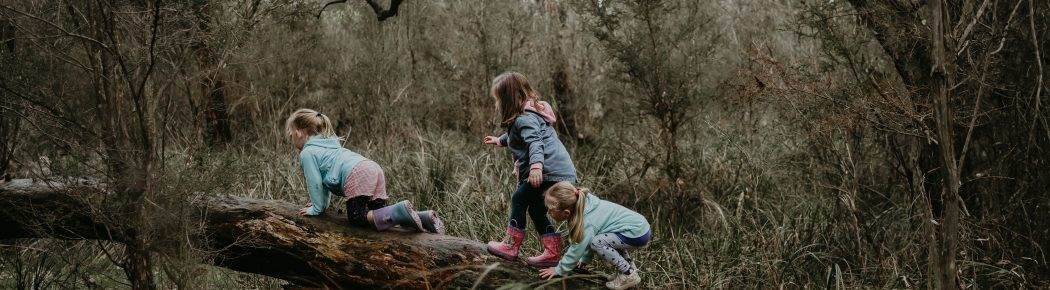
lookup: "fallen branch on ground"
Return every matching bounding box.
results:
[0,178,602,289]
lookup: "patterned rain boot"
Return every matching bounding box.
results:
[370,200,424,232]
[486,227,525,260]
[416,210,445,235]
[526,233,562,268]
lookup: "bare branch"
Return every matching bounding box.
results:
[316,0,347,19]
[0,4,109,49]
[317,0,404,21]
[135,0,162,103]
[1028,0,1046,140]
[954,0,988,56]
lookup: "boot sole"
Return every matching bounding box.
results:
[486,245,519,261]
[424,212,445,234]
[419,211,445,235]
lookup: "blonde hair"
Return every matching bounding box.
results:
[545,181,588,243]
[491,72,542,127]
[285,108,335,138]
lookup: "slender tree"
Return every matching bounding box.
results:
[928,0,962,287]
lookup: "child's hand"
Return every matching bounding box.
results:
[528,168,543,188]
[483,136,500,146]
[297,206,312,216]
[539,267,558,279]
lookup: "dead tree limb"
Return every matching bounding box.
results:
[317,0,347,19]
[0,179,602,289]
[317,0,404,21]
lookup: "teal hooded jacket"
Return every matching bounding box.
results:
[299,136,368,215]
[554,193,651,275]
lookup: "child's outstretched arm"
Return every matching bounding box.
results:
[483,134,508,147]
[543,227,595,277]
[298,151,329,216]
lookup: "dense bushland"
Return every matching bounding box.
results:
[1,0,1046,288]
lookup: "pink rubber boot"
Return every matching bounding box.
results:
[526,233,562,268]
[486,227,525,260]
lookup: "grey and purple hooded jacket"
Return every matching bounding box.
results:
[497,101,577,184]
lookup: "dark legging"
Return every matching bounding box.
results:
[509,181,558,235]
[346,196,387,227]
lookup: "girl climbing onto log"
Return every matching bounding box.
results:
[539,182,652,290]
[286,108,444,234]
[482,72,578,267]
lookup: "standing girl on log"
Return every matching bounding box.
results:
[483,72,578,267]
[287,108,444,234]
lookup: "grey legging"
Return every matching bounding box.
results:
[589,233,642,274]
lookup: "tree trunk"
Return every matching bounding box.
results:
[0,20,16,182]
[929,0,961,288]
[201,77,232,146]
[845,1,963,287]
[0,100,16,183]
[124,236,157,290]
[551,66,581,142]
[193,2,232,147]
[0,179,603,289]
[0,18,13,53]
[544,3,581,142]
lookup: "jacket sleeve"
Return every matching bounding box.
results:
[498,133,508,147]
[516,117,545,167]
[554,226,596,275]
[300,151,329,215]
[580,250,594,264]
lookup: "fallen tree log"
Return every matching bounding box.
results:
[0,179,602,289]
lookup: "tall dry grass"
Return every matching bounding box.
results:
[2,0,1046,288]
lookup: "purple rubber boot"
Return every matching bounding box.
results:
[370,200,424,232]
[416,210,445,235]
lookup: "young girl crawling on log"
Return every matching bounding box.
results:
[539,181,652,290]
[286,108,443,234]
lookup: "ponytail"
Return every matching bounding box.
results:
[568,189,588,243]
[316,113,335,137]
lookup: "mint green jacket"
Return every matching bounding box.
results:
[555,193,651,275]
[299,136,367,215]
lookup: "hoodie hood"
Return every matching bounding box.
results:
[304,135,342,149]
[584,192,600,214]
[524,100,557,123]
